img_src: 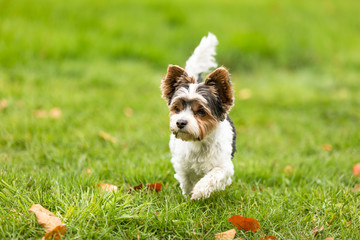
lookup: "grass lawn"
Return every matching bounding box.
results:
[1,0,360,239]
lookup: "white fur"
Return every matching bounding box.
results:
[169,119,234,200]
[185,33,219,79]
[166,33,235,200]
[169,106,200,140]
[171,84,207,106]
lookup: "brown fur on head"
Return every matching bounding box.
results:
[161,66,234,141]
[204,67,234,119]
[161,65,196,105]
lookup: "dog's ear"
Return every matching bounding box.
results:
[161,65,196,105]
[205,67,234,117]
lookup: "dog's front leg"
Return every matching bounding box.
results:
[191,167,232,200]
[174,172,196,196]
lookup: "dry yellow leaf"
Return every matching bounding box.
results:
[98,182,118,192]
[99,131,117,143]
[0,99,8,110]
[284,165,293,175]
[49,108,62,118]
[124,107,134,117]
[215,229,236,240]
[322,144,332,151]
[29,204,66,240]
[35,110,48,118]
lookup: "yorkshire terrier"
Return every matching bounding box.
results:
[161,33,236,200]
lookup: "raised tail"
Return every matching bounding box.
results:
[185,33,219,82]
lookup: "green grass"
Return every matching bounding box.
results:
[1,0,360,239]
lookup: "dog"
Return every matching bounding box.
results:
[161,33,236,200]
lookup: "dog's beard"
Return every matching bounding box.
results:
[173,129,200,141]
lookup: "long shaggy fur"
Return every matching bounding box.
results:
[161,33,236,200]
[185,32,219,80]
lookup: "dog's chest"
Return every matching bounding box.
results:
[171,136,222,175]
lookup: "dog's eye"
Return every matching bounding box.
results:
[174,106,180,113]
[196,109,207,117]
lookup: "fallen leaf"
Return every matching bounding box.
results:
[125,184,143,193]
[227,215,260,232]
[146,183,163,193]
[124,107,134,117]
[324,238,333,240]
[352,184,360,192]
[126,183,163,193]
[44,225,67,240]
[238,88,252,100]
[252,186,263,191]
[99,131,117,143]
[49,108,62,118]
[313,226,324,237]
[35,110,48,118]
[322,144,332,151]
[29,204,66,240]
[0,99,8,110]
[352,163,360,177]
[284,165,293,176]
[260,236,276,239]
[215,228,236,240]
[97,182,118,192]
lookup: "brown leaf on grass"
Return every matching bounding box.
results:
[99,131,117,143]
[260,236,276,239]
[35,110,48,118]
[34,108,62,119]
[146,183,163,193]
[124,107,134,117]
[252,186,263,191]
[97,182,118,192]
[313,226,324,237]
[227,215,260,232]
[126,183,163,193]
[322,144,332,151]
[352,184,360,192]
[49,108,62,118]
[43,225,67,240]
[125,184,143,193]
[284,165,293,176]
[352,163,360,177]
[0,99,8,110]
[214,228,236,240]
[29,204,67,240]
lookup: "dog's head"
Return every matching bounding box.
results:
[161,65,234,141]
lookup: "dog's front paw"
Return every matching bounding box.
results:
[190,185,211,200]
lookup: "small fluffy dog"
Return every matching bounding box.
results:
[161,33,236,200]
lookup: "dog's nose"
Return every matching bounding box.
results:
[176,120,188,129]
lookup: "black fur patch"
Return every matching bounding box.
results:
[197,73,203,83]
[196,84,225,120]
[226,115,237,159]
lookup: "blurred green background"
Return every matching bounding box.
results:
[1,0,360,239]
[1,0,359,70]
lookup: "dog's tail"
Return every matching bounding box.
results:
[185,33,218,83]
